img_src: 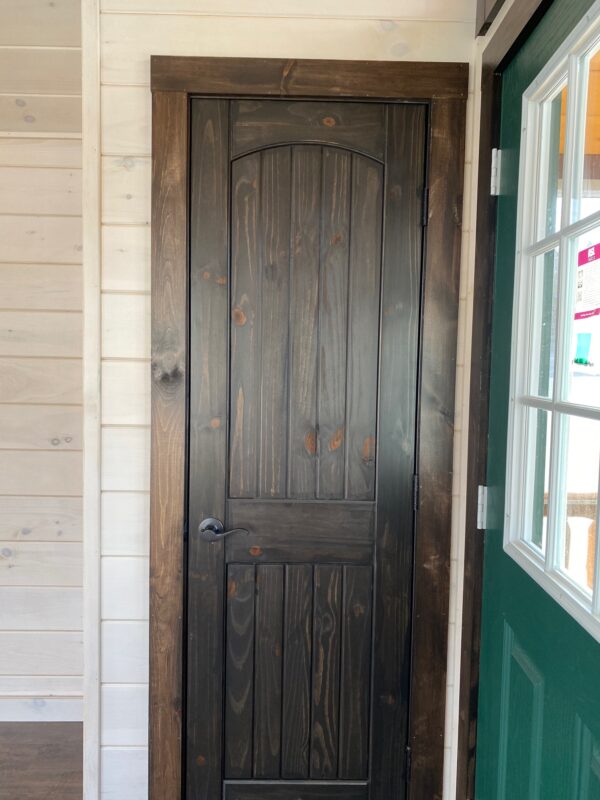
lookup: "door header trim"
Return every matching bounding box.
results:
[151,55,468,100]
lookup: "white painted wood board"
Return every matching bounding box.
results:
[101,294,150,359]
[0,264,82,311]
[0,404,82,451]
[100,747,148,800]
[0,675,83,696]
[0,95,81,134]
[0,541,83,586]
[100,622,148,683]
[102,361,150,425]
[0,167,81,215]
[0,496,82,542]
[0,450,82,495]
[101,685,148,745]
[101,557,149,620]
[0,48,82,95]
[0,136,82,168]
[101,86,150,156]
[101,492,149,556]
[0,587,82,629]
[0,311,82,357]
[101,427,150,492]
[0,631,83,674]
[0,697,83,721]
[101,156,150,224]
[102,225,150,292]
[0,215,82,263]
[0,358,82,404]
[0,0,82,46]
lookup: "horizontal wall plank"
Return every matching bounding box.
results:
[101,492,149,556]
[101,747,148,800]
[0,405,82,450]
[0,49,81,95]
[0,311,82,357]
[101,622,149,683]
[0,358,82,404]
[0,675,82,695]
[0,167,81,216]
[0,542,82,587]
[102,294,149,359]
[102,86,150,155]
[0,697,83,722]
[0,264,82,310]
[101,427,150,492]
[102,225,150,292]
[102,361,150,425]
[0,451,82,496]
[101,156,150,224]
[99,0,474,18]
[0,496,82,542]
[101,557,149,620]
[0,0,81,46]
[101,685,148,746]
[100,13,473,85]
[0,136,81,168]
[0,587,82,629]
[0,215,82,263]
[0,95,81,134]
[0,631,83,674]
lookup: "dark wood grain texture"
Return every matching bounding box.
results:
[288,147,320,499]
[370,103,426,800]
[258,149,291,498]
[477,0,508,35]
[281,564,313,778]
[0,722,82,800]
[345,154,383,500]
[409,97,465,800]
[151,56,469,100]
[339,566,373,780]
[149,89,188,800]
[224,782,368,800]
[227,499,374,564]
[317,148,351,500]
[231,100,386,160]
[225,564,256,779]
[186,98,230,799]
[253,565,284,778]
[482,0,548,68]
[311,564,342,779]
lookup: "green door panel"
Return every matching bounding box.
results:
[475,1,600,799]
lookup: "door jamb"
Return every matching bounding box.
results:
[149,56,468,800]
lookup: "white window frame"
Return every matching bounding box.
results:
[505,0,600,644]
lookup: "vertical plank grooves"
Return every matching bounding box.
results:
[285,153,296,499]
[315,147,324,500]
[343,156,355,501]
[257,150,265,499]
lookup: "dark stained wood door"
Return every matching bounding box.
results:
[187,98,426,800]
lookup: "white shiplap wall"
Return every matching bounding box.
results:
[0,0,83,723]
[93,2,477,797]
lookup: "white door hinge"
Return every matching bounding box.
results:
[490,148,502,196]
[477,485,488,531]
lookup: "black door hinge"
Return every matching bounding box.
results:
[405,745,412,784]
[422,186,429,227]
[412,474,420,512]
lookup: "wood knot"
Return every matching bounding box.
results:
[227,579,237,598]
[353,603,365,617]
[151,351,183,383]
[330,232,343,245]
[322,116,337,127]
[304,430,317,456]
[249,546,262,557]
[215,275,227,285]
[362,435,376,464]
[210,417,221,429]
[232,306,247,326]
[196,755,206,767]
[202,270,211,280]
[329,427,344,451]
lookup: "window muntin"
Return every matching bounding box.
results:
[506,7,600,643]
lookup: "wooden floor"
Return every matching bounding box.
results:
[0,722,82,800]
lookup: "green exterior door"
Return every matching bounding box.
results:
[476,0,600,798]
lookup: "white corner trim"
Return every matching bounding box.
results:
[82,0,102,797]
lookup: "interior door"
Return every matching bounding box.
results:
[186,98,426,800]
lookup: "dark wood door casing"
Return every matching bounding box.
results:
[150,57,467,800]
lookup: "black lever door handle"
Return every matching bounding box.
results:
[198,517,249,543]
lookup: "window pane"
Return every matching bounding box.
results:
[557,415,599,594]
[538,85,567,237]
[573,45,600,222]
[567,226,600,407]
[524,407,551,553]
[529,249,559,398]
